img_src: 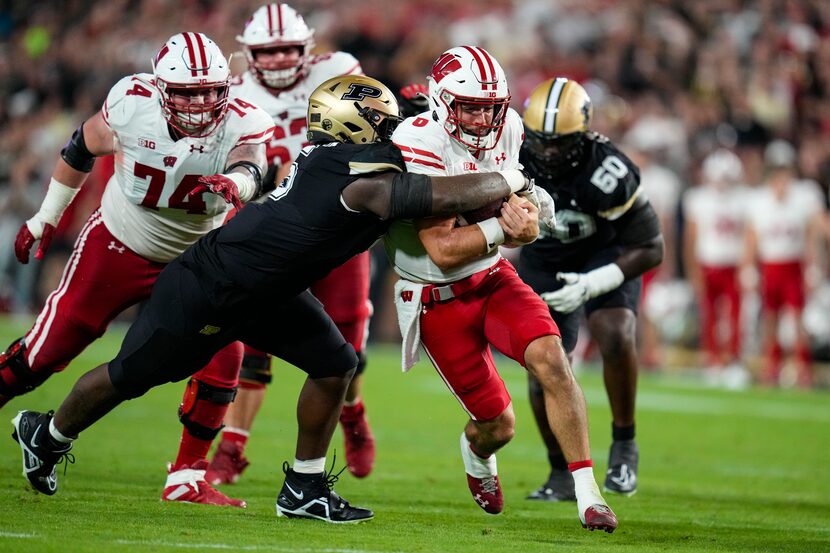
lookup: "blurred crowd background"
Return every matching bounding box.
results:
[0,0,828,386]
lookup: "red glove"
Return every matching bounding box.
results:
[399,83,430,118]
[189,174,243,209]
[14,222,55,264]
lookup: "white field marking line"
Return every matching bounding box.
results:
[0,532,37,538]
[115,542,404,553]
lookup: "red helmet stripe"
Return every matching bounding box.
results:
[461,46,489,90]
[475,47,497,90]
[267,4,274,34]
[277,3,284,34]
[192,33,209,76]
[182,33,199,77]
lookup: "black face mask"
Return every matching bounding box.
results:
[523,131,586,179]
[357,104,403,141]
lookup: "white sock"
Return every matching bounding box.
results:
[49,418,74,444]
[222,427,250,437]
[293,457,326,474]
[343,396,361,407]
[571,466,606,522]
[460,433,497,478]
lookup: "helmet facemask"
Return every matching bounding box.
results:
[246,42,310,89]
[157,81,230,138]
[442,95,510,151]
[523,129,586,179]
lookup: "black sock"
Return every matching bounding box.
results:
[612,423,635,442]
[548,452,568,472]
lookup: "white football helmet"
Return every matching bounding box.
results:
[702,148,743,186]
[427,46,510,151]
[152,32,230,137]
[237,3,315,89]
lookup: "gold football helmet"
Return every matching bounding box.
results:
[307,75,402,144]
[522,77,592,178]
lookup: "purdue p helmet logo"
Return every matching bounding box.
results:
[341,83,382,101]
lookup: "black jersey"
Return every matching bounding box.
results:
[520,132,641,272]
[181,140,404,304]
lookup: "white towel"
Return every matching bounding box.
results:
[393,279,425,372]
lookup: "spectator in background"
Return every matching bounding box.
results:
[683,149,751,388]
[742,140,825,388]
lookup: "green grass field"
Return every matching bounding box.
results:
[0,316,827,553]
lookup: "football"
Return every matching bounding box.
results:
[456,198,506,226]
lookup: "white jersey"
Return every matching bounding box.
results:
[100,73,274,263]
[384,109,524,283]
[231,52,361,168]
[683,184,750,267]
[746,180,823,263]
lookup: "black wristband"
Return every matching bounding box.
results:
[225,160,263,197]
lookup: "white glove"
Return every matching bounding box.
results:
[519,187,555,229]
[540,264,625,313]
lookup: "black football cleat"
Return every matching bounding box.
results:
[276,461,373,524]
[603,439,638,496]
[527,466,577,502]
[11,410,74,495]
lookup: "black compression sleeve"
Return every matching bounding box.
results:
[613,201,662,246]
[60,124,96,172]
[389,172,433,219]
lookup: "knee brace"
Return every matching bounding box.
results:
[0,338,50,398]
[239,349,272,388]
[178,378,238,441]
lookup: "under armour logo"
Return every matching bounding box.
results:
[401,291,413,302]
[474,494,489,508]
[163,156,177,167]
[494,152,506,165]
[189,144,205,153]
[108,241,125,254]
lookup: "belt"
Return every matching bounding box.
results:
[420,259,506,304]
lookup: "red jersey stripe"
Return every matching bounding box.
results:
[238,126,277,142]
[394,143,443,161]
[402,155,446,170]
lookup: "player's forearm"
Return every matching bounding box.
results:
[614,236,664,279]
[429,170,528,217]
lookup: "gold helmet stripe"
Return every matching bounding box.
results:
[543,77,568,134]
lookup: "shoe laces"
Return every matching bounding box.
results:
[43,411,75,474]
[479,476,499,495]
[282,453,348,493]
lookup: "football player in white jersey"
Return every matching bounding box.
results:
[384,47,617,532]
[742,140,825,388]
[1,32,274,507]
[683,149,751,386]
[202,3,376,486]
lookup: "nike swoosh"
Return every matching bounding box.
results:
[285,482,304,500]
[610,465,635,487]
[30,425,43,448]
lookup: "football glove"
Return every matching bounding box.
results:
[14,221,55,264]
[540,264,625,313]
[518,186,555,229]
[190,174,244,209]
[399,83,429,118]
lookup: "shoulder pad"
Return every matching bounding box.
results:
[309,51,362,79]
[225,96,276,144]
[103,73,157,130]
[349,141,406,175]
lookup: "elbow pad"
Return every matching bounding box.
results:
[614,201,662,246]
[389,172,433,219]
[60,124,96,173]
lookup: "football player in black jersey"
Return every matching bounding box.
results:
[10,75,537,522]
[518,78,663,501]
